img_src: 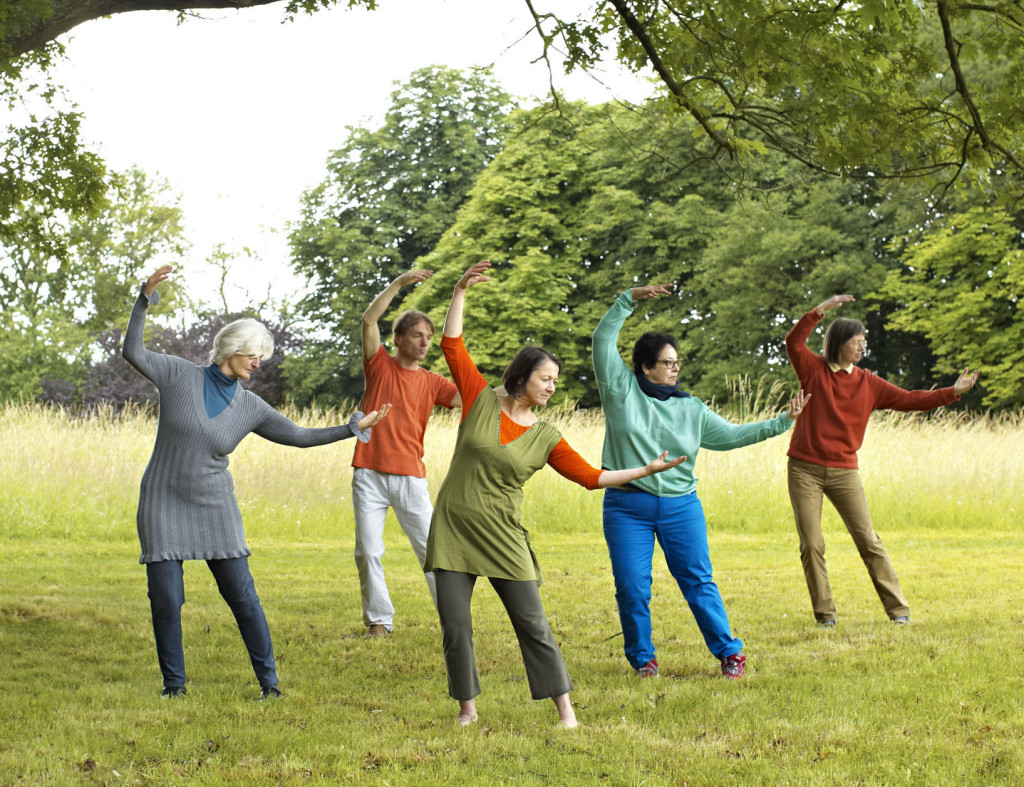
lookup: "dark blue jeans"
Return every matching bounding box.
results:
[603,488,743,667]
[146,557,278,689]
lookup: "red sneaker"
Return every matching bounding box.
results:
[720,652,746,679]
[634,658,659,678]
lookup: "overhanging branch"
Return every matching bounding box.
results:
[4,0,290,58]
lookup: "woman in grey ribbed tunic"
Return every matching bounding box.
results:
[123,266,388,699]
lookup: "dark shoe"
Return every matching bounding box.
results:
[259,684,282,702]
[160,686,186,698]
[634,658,659,678]
[363,624,391,639]
[720,652,746,679]
[818,619,836,628]
[892,616,910,625]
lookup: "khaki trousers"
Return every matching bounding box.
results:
[787,458,910,622]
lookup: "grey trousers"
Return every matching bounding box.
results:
[352,468,438,630]
[434,569,573,701]
[788,458,910,622]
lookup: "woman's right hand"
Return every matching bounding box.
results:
[143,265,173,297]
[645,451,687,476]
[814,294,855,315]
[631,283,674,301]
[456,260,492,291]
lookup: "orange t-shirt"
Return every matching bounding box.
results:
[352,346,458,478]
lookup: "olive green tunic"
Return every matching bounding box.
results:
[424,389,562,584]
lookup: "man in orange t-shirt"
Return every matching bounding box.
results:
[353,270,459,638]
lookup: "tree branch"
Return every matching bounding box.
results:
[606,0,735,155]
[936,0,1024,172]
[4,0,291,58]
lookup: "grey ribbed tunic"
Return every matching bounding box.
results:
[123,290,369,564]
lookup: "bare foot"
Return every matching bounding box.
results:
[457,699,477,727]
[553,693,576,728]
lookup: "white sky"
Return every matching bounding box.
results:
[53,0,654,312]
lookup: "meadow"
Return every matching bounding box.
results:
[1,401,1021,785]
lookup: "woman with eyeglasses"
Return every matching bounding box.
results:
[593,284,807,680]
[785,294,979,627]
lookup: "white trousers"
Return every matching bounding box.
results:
[352,468,437,629]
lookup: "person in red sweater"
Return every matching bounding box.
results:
[785,294,979,626]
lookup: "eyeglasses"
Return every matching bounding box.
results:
[657,359,680,369]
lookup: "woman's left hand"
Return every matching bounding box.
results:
[631,283,674,301]
[456,261,492,291]
[358,403,392,431]
[954,368,980,394]
[787,389,811,419]
[645,451,687,476]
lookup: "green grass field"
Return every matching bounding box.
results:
[1,403,1022,785]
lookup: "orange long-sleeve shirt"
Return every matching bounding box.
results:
[785,310,959,468]
[441,334,602,489]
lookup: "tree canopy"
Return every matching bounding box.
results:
[286,65,513,406]
[542,0,1024,202]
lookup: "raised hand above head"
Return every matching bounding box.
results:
[814,294,855,315]
[445,261,492,338]
[631,283,674,301]
[456,260,492,291]
[144,265,173,297]
[954,368,980,394]
[395,269,434,287]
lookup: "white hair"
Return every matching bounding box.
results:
[209,318,274,365]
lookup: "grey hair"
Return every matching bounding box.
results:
[209,318,274,365]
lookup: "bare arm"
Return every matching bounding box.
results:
[596,452,687,488]
[443,261,491,338]
[362,269,434,359]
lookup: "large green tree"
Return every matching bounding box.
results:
[542,0,1024,201]
[882,205,1023,409]
[406,98,953,409]
[0,165,187,402]
[7,1,1024,201]
[286,65,513,406]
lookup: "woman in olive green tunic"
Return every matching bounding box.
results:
[425,261,685,728]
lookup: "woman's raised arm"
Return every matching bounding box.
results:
[443,261,491,338]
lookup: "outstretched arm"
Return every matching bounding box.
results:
[597,452,687,488]
[255,404,391,447]
[443,261,491,338]
[362,269,434,359]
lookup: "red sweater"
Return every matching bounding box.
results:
[785,310,959,468]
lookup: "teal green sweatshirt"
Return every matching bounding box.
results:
[593,289,793,497]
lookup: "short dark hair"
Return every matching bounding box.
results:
[392,310,435,339]
[503,346,563,399]
[632,332,678,376]
[823,317,866,365]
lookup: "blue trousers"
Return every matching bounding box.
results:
[603,488,742,667]
[146,557,278,689]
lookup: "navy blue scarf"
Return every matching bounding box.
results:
[203,363,238,418]
[635,371,690,401]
